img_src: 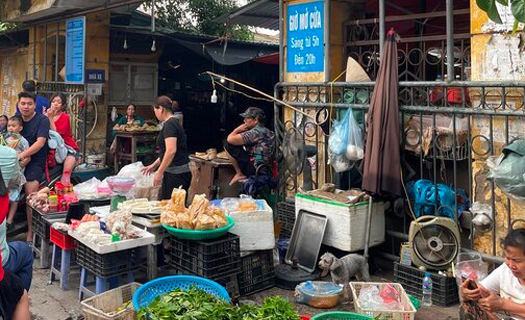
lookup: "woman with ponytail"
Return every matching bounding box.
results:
[142,96,190,199]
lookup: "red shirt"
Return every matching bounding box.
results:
[54,113,79,151]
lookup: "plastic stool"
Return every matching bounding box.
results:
[78,268,134,301]
[48,244,74,290]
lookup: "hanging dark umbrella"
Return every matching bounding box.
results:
[362,28,402,197]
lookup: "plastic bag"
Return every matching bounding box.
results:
[455,252,488,287]
[220,195,258,213]
[328,109,364,161]
[345,111,364,161]
[329,109,351,155]
[329,151,352,173]
[73,177,102,200]
[487,140,525,202]
[470,202,493,233]
[117,161,146,182]
[134,174,161,201]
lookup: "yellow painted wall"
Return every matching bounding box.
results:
[470,0,525,256]
[0,0,54,21]
[0,47,30,115]
[84,12,110,154]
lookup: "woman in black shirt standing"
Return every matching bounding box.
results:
[142,96,191,200]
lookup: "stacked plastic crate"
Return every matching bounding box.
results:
[168,233,242,297]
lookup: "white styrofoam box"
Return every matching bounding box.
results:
[227,200,275,251]
[69,225,155,254]
[295,194,385,252]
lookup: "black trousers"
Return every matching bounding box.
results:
[224,141,256,177]
[161,170,192,200]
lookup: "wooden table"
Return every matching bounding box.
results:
[188,156,240,203]
[113,131,158,172]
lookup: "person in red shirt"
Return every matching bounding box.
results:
[44,93,80,182]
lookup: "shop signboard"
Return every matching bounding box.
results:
[65,16,86,84]
[286,1,324,73]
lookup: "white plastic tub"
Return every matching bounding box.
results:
[295,194,385,252]
[69,225,154,254]
[227,200,275,251]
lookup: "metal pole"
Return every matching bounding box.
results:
[279,0,284,82]
[446,0,454,81]
[324,0,330,81]
[55,22,59,82]
[43,24,47,82]
[379,0,385,58]
[151,0,156,33]
[363,196,373,259]
[32,26,37,79]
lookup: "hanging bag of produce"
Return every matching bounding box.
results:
[328,109,351,155]
[345,110,364,161]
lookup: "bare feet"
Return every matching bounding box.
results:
[229,173,247,186]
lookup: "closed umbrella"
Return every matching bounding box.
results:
[362,28,402,197]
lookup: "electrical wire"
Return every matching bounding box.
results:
[212,79,276,103]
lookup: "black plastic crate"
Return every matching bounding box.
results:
[32,211,50,238]
[168,233,241,279]
[393,262,459,306]
[238,250,275,296]
[276,201,295,238]
[174,269,240,298]
[168,233,240,262]
[76,242,139,278]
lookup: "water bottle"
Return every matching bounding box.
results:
[422,272,433,306]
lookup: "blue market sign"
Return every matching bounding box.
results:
[65,16,86,84]
[287,1,324,73]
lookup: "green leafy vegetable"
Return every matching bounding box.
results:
[138,287,301,320]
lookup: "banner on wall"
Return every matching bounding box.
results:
[65,16,86,84]
[286,1,324,73]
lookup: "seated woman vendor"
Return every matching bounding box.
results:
[461,229,525,319]
[110,104,144,153]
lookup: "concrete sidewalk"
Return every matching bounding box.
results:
[27,256,459,320]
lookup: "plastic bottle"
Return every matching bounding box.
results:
[422,272,433,307]
[49,194,58,213]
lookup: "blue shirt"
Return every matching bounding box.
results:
[21,113,50,164]
[16,95,50,115]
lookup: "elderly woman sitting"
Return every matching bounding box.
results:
[461,229,525,319]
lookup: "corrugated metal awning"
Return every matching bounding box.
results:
[214,0,279,31]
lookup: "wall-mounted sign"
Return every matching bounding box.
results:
[286,1,324,73]
[65,16,86,84]
[86,69,105,83]
[87,83,103,96]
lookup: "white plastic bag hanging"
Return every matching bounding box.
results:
[329,109,350,155]
[328,109,364,161]
[345,110,364,161]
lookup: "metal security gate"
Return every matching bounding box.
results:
[275,80,525,262]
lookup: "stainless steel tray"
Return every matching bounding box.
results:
[285,210,328,273]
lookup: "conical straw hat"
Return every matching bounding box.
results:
[345,57,371,82]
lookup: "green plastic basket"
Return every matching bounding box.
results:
[162,216,235,240]
[311,312,373,320]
